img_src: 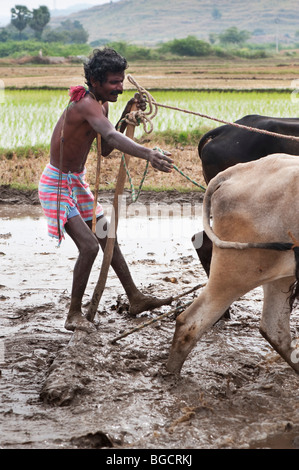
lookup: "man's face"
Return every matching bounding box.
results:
[92,71,125,103]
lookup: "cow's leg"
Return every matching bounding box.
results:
[192,231,230,319]
[260,277,299,373]
[166,274,248,374]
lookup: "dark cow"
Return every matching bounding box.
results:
[194,115,299,279]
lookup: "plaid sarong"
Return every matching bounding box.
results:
[39,163,103,244]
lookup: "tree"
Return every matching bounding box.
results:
[209,33,218,44]
[29,6,50,40]
[56,19,88,44]
[160,36,212,57]
[219,26,251,46]
[11,5,32,39]
[42,29,68,43]
[69,28,89,44]
[0,28,9,42]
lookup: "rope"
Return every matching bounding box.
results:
[118,89,207,198]
[127,74,299,143]
[121,154,149,202]
[121,147,206,202]
[122,75,158,134]
[173,165,206,191]
[154,146,206,191]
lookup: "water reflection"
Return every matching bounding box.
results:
[0,203,203,296]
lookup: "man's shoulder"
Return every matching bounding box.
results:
[69,94,100,114]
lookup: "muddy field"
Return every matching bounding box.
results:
[0,189,299,452]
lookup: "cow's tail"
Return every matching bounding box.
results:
[203,175,299,309]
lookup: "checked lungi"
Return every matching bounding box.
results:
[39,163,103,244]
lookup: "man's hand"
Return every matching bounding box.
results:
[116,93,146,134]
[126,92,147,112]
[148,149,173,173]
[134,92,146,111]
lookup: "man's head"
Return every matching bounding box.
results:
[84,48,128,88]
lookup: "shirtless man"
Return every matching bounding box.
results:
[39,48,173,333]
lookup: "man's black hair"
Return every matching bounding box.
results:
[84,48,128,87]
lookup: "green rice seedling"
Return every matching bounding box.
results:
[1,89,298,150]
[1,90,69,150]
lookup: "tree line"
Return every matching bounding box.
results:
[0,4,88,43]
[1,6,298,60]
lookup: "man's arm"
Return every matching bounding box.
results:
[101,93,145,157]
[83,97,173,173]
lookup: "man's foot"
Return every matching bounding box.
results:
[129,293,173,316]
[64,311,96,334]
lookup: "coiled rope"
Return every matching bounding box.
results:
[121,77,158,134]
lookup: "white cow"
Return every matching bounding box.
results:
[167,154,299,374]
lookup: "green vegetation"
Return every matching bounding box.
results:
[1,86,298,191]
[44,20,88,44]
[10,5,32,39]
[1,88,298,152]
[9,5,51,40]
[218,27,251,46]
[0,4,89,47]
[1,32,298,61]
[0,35,278,61]
[1,4,297,61]
[1,1,299,62]
[27,6,50,40]
[0,40,91,59]
[157,36,212,57]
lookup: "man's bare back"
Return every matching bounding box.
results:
[50,96,104,173]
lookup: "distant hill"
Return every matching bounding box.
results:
[50,0,299,46]
[50,4,96,18]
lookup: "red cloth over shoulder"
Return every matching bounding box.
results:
[69,86,89,102]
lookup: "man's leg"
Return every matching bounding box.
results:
[89,215,173,316]
[64,214,99,332]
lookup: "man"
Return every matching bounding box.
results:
[39,48,173,333]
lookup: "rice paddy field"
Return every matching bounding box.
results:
[1,88,298,149]
[1,57,299,190]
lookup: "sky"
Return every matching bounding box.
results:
[0,0,109,26]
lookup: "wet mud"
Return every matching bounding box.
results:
[0,191,299,449]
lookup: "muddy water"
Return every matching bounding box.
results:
[0,201,299,450]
